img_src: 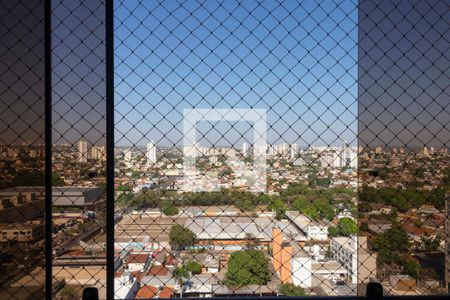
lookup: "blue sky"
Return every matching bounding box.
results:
[114,0,358,147]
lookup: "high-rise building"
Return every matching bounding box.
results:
[254,144,267,157]
[91,146,106,161]
[124,148,132,162]
[320,151,340,169]
[241,142,249,157]
[290,143,298,160]
[340,141,357,169]
[267,144,275,156]
[276,143,289,157]
[146,141,157,166]
[78,139,88,163]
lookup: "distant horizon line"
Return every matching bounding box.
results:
[2,142,448,151]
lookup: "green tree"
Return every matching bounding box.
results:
[268,197,286,220]
[337,217,358,236]
[52,173,65,186]
[314,197,335,220]
[162,205,179,216]
[328,226,339,237]
[316,177,331,188]
[117,192,134,205]
[418,234,441,252]
[390,194,411,212]
[173,266,190,298]
[428,188,445,210]
[441,168,450,189]
[360,222,369,232]
[358,202,373,212]
[169,225,196,250]
[224,250,270,287]
[371,227,409,265]
[291,196,319,220]
[12,170,44,186]
[185,261,202,275]
[404,260,421,279]
[279,283,306,296]
[282,183,308,196]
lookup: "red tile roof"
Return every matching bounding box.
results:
[127,253,149,264]
[159,287,173,298]
[148,265,169,276]
[401,224,435,236]
[135,286,158,299]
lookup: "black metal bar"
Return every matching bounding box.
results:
[366,282,383,299]
[44,0,53,299]
[105,0,115,298]
[82,287,99,300]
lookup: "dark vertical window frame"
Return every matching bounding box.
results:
[44,0,52,298]
[106,0,115,298]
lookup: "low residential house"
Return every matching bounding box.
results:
[115,270,140,300]
[0,221,44,242]
[285,211,329,241]
[184,253,220,274]
[177,274,219,297]
[418,205,440,215]
[368,206,393,216]
[135,286,158,299]
[125,253,151,273]
[401,223,436,243]
[367,223,391,235]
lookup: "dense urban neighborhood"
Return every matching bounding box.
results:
[0,142,448,298]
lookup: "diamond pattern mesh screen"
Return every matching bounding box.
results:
[0,0,449,299]
[113,0,360,297]
[0,0,46,299]
[51,0,107,298]
[358,0,450,296]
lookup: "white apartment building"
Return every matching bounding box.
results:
[292,255,347,288]
[320,151,341,169]
[241,142,249,157]
[78,139,88,163]
[330,235,377,284]
[123,148,133,162]
[290,143,298,160]
[91,145,105,161]
[146,141,156,166]
[340,142,358,169]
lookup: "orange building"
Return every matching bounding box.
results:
[272,227,294,283]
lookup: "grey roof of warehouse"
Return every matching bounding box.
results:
[52,186,104,206]
[285,210,329,228]
[184,216,306,242]
[0,186,45,196]
[0,186,105,206]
